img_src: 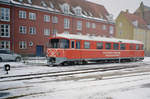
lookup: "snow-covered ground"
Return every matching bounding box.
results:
[0,57,150,99]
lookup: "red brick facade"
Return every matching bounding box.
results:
[0,0,115,56]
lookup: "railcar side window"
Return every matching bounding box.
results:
[130,44,134,50]
[60,39,69,48]
[105,43,111,50]
[84,41,90,49]
[136,44,140,50]
[120,44,126,50]
[71,41,75,48]
[97,42,103,49]
[113,43,119,50]
[141,45,144,50]
[76,41,80,49]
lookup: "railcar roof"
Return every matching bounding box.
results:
[54,33,143,44]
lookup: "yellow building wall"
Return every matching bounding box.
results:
[115,13,134,40]
[133,28,150,56]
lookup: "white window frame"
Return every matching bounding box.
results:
[102,25,106,30]
[64,31,69,34]
[52,16,58,23]
[29,12,36,20]
[0,40,10,49]
[75,7,82,16]
[19,10,26,19]
[86,22,90,28]
[63,3,70,14]
[77,21,82,30]
[19,26,26,34]
[44,15,50,22]
[109,26,114,34]
[52,29,57,37]
[92,23,96,29]
[0,24,10,37]
[64,18,70,29]
[0,8,10,21]
[44,28,50,36]
[19,41,27,49]
[29,27,36,35]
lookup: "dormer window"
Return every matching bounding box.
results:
[41,1,47,7]
[49,2,54,9]
[61,3,70,14]
[28,0,32,4]
[74,7,82,16]
[19,0,23,2]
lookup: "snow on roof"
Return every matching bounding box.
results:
[55,33,143,44]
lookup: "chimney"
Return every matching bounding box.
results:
[126,9,129,13]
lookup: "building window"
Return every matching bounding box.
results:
[19,26,26,34]
[109,26,114,34]
[52,16,58,23]
[86,22,90,28]
[0,8,10,21]
[19,10,26,19]
[105,43,111,50]
[75,7,82,16]
[113,43,119,50]
[44,28,50,36]
[102,25,106,30]
[19,41,27,49]
[119,22,122,27]
[77,21,82,30]
[120,44,126,50]
[29,12,36,20]
[0,24,10,37]
[64,18,70,29]
[44,15,50,22]
[92,23,96,29]
[64,31,69,34]
[0,41,10,49]
[29,41,33,46]
[84,41,90,49]
[29,27,36,35]
[97,42,103,49]
[62,4,70,14]
[52,29,57,37]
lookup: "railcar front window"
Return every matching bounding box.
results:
[50,39,69,48]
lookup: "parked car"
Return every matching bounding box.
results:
[0,49,21,62]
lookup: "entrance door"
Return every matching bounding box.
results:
[36,45,44,56]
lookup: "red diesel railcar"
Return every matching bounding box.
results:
[47,34,144,66]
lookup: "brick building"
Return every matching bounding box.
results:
[0,0,115,56]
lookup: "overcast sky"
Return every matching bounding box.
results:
[87,0,150,19]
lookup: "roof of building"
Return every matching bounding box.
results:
[54,33,143,44]
[134,2,150,25]
[121,11,148,30]
[11,0,110,21]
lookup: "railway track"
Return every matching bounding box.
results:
[0,63,147,83]
[1,68,150,99]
